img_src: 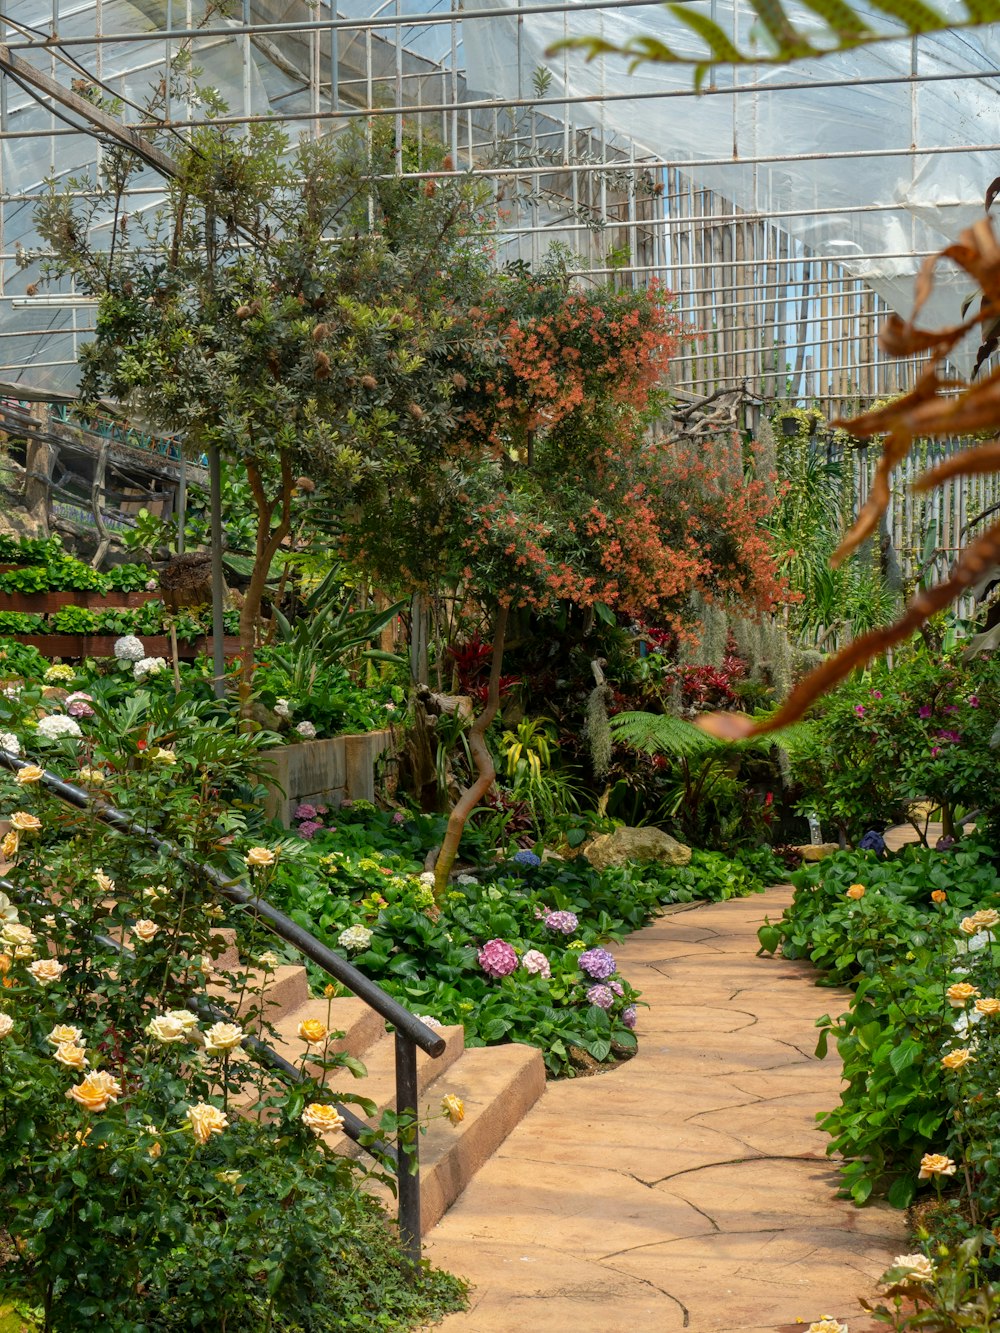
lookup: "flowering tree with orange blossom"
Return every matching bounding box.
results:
[346,258,788,891]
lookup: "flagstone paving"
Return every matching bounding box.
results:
[423,883,909,1332]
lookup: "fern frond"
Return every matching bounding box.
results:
[609,711,721,757]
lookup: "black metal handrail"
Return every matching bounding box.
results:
[0,749,444,1260]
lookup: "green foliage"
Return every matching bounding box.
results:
[762,840,1000,1213]
[551,0,1000,86]
[272,806,780,1076]
[0,679,465,1331]
[788,646,1000,841]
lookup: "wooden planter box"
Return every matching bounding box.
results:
[262,729,395,825]
[5,633,241,660]
[0,590,159,614]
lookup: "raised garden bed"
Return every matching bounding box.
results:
[0,590,159,613]
[5,632,242,660]
[262,728,394,824]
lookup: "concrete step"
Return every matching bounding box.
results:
[207,964,310,1027]
[368,1042,547,1232]
[271,996,388,1062]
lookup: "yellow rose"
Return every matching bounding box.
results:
[258,951,279,969]
[975,997,1000,1016]
[0,1014,13,1039]
[806,1321,848,1333]
[14,765,43,786]
[301,1102,345,1136]
[2,923,36,949]
[186,1102,228,1145]
[47,1024,84,1047]
[204,1021,244,1055]
[946,983,980,1007]
[28,959,65,985]
[0,832,17,859]
[441,1093,465,1125]
[960,917,981,936]
[67,1071,122,1113]
[148,747,177,765]
[54,1043,88,1071]
[918,1152,957,1179]
[76,767,105,785]
[147,1138,162,1160]
[9,811,41,833]
[131,920,159,944]
[297,1019,328,1045]
[973,908,1000,930]
[846,883,865,900]
[941,1048,974,1070]
[245,846,277,868]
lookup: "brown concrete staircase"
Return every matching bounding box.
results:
[208,936,547,1232]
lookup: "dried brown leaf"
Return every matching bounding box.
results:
[697,519,1000,739]
[912,441,1000,491]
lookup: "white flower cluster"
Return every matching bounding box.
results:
[0,731,19,756]
[274,699,293,720]
[295,720,317,739]
[36,715,82,742]
[113,635,145,662]
[134,656,168,680]
[338,925,373,952]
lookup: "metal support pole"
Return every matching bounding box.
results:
[394,1030,421,1265]
[208,445,225,699]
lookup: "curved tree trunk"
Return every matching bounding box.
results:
[432,605,508,899]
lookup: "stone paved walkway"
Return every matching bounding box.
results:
[423,883,909,1331]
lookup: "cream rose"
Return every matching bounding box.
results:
[29,959,65,985]
[47,1024,83,1047]
[0,832,17,859]
[164,1009,199,1033]
[2,923,36,949]
[131,920,160,944]
[14,765,44,786]
[67,1071,122,1113]
[244,846,277,868]
[301,1102,345,1136]
[146,1015,187,1044]
[93,870,115,895]
[0,1014,13,1039]
[204,1021,244,1054]
[941,1048,974,1070]
[918,1152,957,1179]
[889,1253,934,1284]
[54,1043,88,1071]
[975,997,1000,1016]
[946,982,980,1006]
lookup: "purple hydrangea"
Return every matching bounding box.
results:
[608,979,624,997]
[858,830,886,855]
[578,947,617,980]
[295,803,318,821]
[478,938,518,979]
[512,849,541,867]
[587,984,615,1009]
[298,820,323,840]
[65,692,95,719]
[544,910,578,934]
[392,811,408,825]
[622,1005,638,1029]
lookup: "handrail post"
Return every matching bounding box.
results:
[394,1029,421,1265]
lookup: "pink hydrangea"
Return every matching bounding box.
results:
[544,910,579,934]
[521,949,551,978]
[65,692,95,719]
[478,938,518,979]
[587,984,615,1009]
[298,820,323,839]
[295,803,318,821]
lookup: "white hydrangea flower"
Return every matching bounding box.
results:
[274,699,292,720]
[413,1014,443,1030]
[456,873,479,885]
[36,715,82,742]
[0,732,19,756]
[338,924,373,952]
[133,656,167,680]
[419,871,436,886]
[113,635,145,662]
[295,720,317,739]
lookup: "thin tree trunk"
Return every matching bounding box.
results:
[433,604,509,899]
[240,454,294,697]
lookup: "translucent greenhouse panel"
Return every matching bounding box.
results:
[461,0,1000,371]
